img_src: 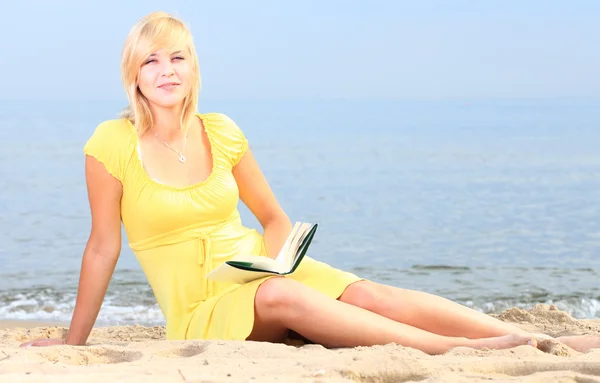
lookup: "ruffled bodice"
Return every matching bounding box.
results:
[83,112,263,338]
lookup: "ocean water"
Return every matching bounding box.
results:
[0,98,599,326]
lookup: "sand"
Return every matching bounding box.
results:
[1,304,599,382]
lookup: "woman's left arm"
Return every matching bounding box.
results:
[233,148,293,259]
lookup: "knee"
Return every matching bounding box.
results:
[254,277,300,314]
[339,281,384,311]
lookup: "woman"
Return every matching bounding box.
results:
[21,12,598,355]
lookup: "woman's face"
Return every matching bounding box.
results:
[137,47,193,111]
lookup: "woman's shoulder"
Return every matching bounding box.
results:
[199,112,241,131]
[83,118,137,181]
[85,118,137,150]
[199,112,248,166]
[89,118,136,140]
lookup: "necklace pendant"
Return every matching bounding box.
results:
[178,154,186,163]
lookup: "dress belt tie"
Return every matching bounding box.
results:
[196,233,213,297]
[129,220,241,298]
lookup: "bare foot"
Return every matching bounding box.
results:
[556,335,600,353]
[471,334,537,350]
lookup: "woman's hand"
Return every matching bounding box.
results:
[19,338,66,348]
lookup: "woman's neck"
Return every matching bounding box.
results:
[150,104,186,140]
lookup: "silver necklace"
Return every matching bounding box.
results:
[151,128,188,163]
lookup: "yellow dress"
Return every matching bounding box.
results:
[83,112,362,341]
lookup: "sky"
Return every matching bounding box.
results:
[1,0,599,101]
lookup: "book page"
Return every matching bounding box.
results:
[275,222,302,269]
[227,254,284,273]
[283,223,312,271]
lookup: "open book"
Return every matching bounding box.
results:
[206,222,318,284]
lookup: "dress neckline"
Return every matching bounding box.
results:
[128,113,218,191]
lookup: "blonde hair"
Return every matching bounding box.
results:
[119,11,201,136]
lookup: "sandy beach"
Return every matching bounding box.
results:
[0,304,598,382]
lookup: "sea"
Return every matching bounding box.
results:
[0,98,599,326]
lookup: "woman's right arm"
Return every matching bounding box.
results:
[65,155,124,345]
[21,155,123,347]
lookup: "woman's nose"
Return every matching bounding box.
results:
[160,61,175,77]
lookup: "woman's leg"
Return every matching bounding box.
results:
[338,280,600,352]
[338,280,527,338]
[246,277,535,355]
[553,335,600,353]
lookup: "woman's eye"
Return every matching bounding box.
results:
[144,59,156,65]
[173,56,184,61]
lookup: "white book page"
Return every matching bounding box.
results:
[283,223,311,270]
[229,254,284,273]
[275,222,301,269]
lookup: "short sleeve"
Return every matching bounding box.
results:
[229,117,249,166]
[83,119,132,181]
[204,113,249,167]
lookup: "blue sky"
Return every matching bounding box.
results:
[2,0,599,101]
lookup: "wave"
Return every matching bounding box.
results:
[0,285,597,326]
